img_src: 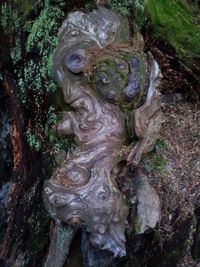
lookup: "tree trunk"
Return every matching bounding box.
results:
[0,1,199,267]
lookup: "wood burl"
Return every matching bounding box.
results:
[44,7,162,257]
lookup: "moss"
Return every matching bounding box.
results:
[0,2,19,36]
[21,6,63,94]
[146,0,200,67]
[0,1,76,265]
[0,0,76,155]
[144,142,167,173]
[105,0,147,27]
[22,4,74,154]
[89,50,148,115]
[26,128,42,151]
[133,0,148,28]
[155,138,167,150]
[107,0,134,16]
[150,153,166,173]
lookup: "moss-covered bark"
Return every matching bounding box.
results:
[0,1,67,266]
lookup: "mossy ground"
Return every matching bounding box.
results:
[146,0,200,68]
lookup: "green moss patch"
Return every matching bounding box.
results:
[146,0,200,67]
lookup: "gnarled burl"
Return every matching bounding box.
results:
[44,7,162,257]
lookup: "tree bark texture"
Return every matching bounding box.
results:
[0,1,199,267]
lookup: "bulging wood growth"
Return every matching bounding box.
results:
[44,7,162,258]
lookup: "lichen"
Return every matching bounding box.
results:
[0,0,77,155]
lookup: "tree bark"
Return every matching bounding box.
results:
[0,1,199,267]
